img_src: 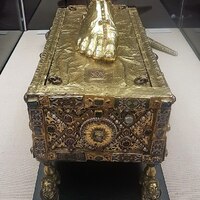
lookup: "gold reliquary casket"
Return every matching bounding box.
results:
[25,4,175,200]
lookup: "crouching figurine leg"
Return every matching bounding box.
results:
[141,165,161,200]
[40,163,60,200]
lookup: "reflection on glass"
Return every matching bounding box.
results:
[26,0,177,30]
[0,0,23,73]
[182,0,200,60]
[160,0,200,60]
[160,0,182,26]
[23,0,41,27]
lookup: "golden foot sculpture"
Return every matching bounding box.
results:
[76,0,177,61]
[77,0,118,61]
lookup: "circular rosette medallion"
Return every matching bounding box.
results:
[80,118,117,149]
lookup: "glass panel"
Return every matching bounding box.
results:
[0,0,23,73]
[26,0,177,30]
[181,0,200,59]
[160,0,183,27]
[126,0,176,28]
[23,0,41,27]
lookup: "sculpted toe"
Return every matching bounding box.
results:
[93,37,104,59]
[104,43,116,61]
[79,37,89,53]
[77,38,81,47]
[94,50,104,59]
[86,36,97,57]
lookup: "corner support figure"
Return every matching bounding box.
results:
[40,163,60,200]
[141,165,161,200]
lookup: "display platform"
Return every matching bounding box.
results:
[33,162,169,200]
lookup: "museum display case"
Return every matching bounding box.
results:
[25,4,177,199]
[0,0,23,73]
[0,1,200,200]
[0,0,43,73]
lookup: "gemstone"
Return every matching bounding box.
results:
[93,129,105,142]
[125,114,134,125]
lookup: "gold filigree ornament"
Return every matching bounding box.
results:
[80,118,117,148]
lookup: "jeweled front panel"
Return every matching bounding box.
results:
[27,94,173,164]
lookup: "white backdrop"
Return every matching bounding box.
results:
[0,29,200,200]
